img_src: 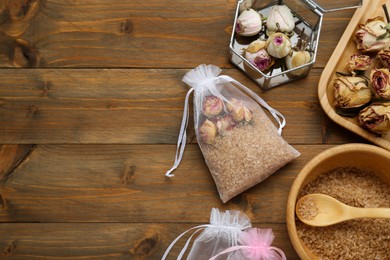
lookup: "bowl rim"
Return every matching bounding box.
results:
[286,143,390,259]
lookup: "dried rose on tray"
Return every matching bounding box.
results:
[377,49,390,68]
[371,68,390,100]
[354,16,390,52]
[331,7,390,132]
[346,54,371,73]
[359,103,390,133]
[333,76,372,117]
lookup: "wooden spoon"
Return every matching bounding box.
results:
[295,193,390,227]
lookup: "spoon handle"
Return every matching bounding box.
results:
[351,207,390,219]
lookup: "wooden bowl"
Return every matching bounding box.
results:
[286,143,390,259]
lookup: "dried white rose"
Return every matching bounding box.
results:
[266,5,295,36]
[236,8,262,37]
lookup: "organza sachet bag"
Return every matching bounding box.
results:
[209,228,287,260]
[162,208,252,260]
[165,64,299,202]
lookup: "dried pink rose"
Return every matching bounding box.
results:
[226,98,252,123]
[199,119,217,145]
[202,95,223,118]
[235,8,262,37]
[354,16,390,52]
[266,32,292,58]
[371,68,390,99]
[333,76,371,109]
[216,115,236,135]
[359,103,390,132]
[346,54,371,72]
[243,39,274,71]
[377,49,390,69]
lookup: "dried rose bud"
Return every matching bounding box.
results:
[266,33,292,58]
[236,8,262,37]
[285,50,311,76]
[226,98,252,123]
[333,76,371,109]
[202,95,223,118]
[199,119,217,145]
[377,49,390,69]
[371,68,390,99]
[354,16,390,52]
[239,0,257,13]
[216,115,236,135]
[359,103,390,133]
[266,5,295,36]
[243,39,274,71]
[346,54,371,72]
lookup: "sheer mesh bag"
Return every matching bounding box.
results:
[165,64,300,202]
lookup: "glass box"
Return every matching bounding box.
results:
[229,0,363,90]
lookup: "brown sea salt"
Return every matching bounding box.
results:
[201,108,299,203]
[297,197,318,221]
[296,167,390,259]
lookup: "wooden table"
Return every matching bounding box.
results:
[0,1,367,259]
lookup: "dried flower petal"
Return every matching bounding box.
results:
[202,95,223,118]
[199,119,217,144]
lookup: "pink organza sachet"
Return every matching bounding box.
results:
[209,228,286,260]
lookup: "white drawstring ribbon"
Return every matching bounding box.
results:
[161,224,243,260]
[208,245,287,260]
[165,65,286,177]
[165,88,194,177]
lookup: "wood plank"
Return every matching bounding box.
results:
[0,0,353,68]
[0,144,33,183]
[0,223,299,259]
[0,144,341,223]
[0,68,366,144]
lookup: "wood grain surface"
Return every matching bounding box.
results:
[0,0,368,259]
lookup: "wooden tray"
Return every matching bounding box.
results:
[318,0,390,151]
